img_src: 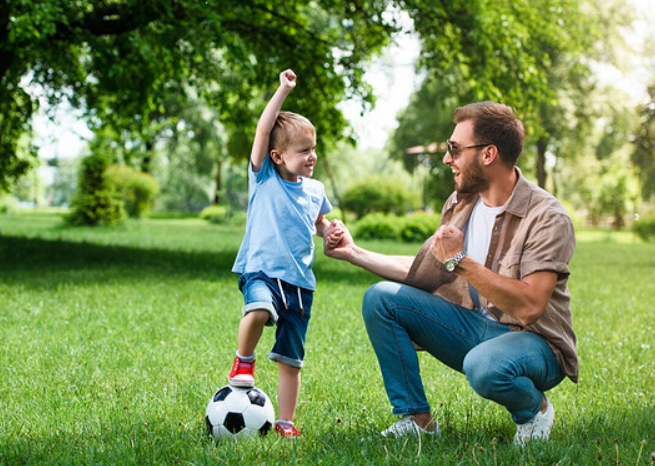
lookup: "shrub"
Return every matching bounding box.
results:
[326,207,343,221]
[400,212,440,243]
[341,177,415,219]
[106,165,160,218]
[0,193,18,213]
[199,205,229,224]
[633,212,655,242]
[66,153,125,226]
[229,211,248,227]
[559,199,586,231]
[354,213,400,240]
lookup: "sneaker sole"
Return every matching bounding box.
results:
[228,378,255,388]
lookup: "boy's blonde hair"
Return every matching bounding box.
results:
[269,111,316,153]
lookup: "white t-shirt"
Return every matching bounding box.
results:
[465,197,502,320]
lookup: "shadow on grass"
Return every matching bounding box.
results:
[0,235,378,290]
[0,235,236,284]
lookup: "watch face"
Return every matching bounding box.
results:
[445,260,455,272]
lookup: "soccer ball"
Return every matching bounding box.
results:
[205,385,275,440]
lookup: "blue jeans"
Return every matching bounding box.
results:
[362,281,564,424]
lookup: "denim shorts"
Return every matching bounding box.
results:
[238,272,313,368]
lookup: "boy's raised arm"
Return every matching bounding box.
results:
[250,69,297,172]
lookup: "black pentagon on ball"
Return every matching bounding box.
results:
[205,415,216,436]
[259,420,273,436]
[223,411,246,433]
[212,386,232,402]
[246,388,267,407]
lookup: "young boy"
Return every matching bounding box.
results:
[229,69,342,438]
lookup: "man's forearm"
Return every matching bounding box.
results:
[346,246,414,283]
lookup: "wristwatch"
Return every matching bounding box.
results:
[444,250,467,272]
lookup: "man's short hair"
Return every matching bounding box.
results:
[453,102,524,166]
[269,111,315,153]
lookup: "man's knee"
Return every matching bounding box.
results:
[362,281,396,322]
[463,349,499,398]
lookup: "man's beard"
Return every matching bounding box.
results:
[456,158,489,194]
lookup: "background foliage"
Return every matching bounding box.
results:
[105,165,160,219]
[341,176,417,220]
[65,152,125,226]
[2,0,655,229]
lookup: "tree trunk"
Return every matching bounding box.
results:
[320,157,346,225]
[213,159,222,205]
[536,138,547,189]
[141,140,154,173]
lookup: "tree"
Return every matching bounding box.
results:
[387,74,458,210]
[408,0,592,122]
[529,0,635,190]
[1,0,399,192]
[556,86,640,228]
[65,152,125,226]
[157,98,227,211]
[632,81,655,201]
[4,0,639,199]
[390,0,635,194]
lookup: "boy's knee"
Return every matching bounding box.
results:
[242,303,277,326]
[244,308,273,325]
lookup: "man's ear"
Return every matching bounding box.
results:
[482,145,499,166]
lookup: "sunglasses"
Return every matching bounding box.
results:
[446,140,491,159]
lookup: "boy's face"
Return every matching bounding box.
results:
[271,129,317,182]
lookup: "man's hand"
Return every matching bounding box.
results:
[323,220,353,261]
[430,224,465,264]
[324,219,344,248]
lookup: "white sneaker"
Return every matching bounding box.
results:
[513,396,555,445]
[381,415,440,438]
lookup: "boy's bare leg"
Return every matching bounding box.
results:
[237,310,269,356]
[276,361,301,421]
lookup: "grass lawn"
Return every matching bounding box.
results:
[0,212,654,465]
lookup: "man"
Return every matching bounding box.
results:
[323,101,576,444]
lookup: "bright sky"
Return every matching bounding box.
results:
[339,27,422,150]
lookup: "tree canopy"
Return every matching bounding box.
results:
[0,0,644,196]
[632,81,655,200]
[390,0,637,197]
[0,0,398,191]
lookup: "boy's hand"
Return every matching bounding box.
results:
[324,220,344,248]
[323,220,353,260]
[280,69,297,90]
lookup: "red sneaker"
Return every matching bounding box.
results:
[228,357,255,388]
[275,421,301,438]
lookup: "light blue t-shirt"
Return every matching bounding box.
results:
[231,156,332,291]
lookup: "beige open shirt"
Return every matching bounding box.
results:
[404,168,578,383]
